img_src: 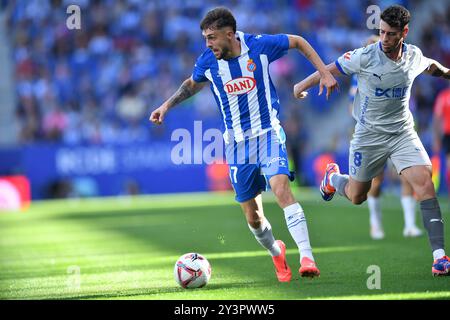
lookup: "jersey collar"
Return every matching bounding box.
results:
[236,31,249,55]
[378,41,408,57]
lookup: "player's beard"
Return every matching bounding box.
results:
[215,46,231,60]
[382,40,401,54]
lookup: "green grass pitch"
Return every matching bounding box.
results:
[0,188,449,300]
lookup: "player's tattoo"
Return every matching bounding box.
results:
[167,81,197,107]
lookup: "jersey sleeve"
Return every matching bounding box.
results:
[259,34,290,63]
[335,48,364,76]
[192,54,209,83]
[411,46,432,77]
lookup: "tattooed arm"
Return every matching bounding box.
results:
[424,59,450,80]
[150,77,207,125]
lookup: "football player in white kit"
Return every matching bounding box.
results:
[293,5,450,276]
[350,36,423,240]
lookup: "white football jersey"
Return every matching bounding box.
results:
[336,42,431,135]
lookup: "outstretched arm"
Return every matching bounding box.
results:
[424,59,450,80]
[424,58,449,152]
[288,35,339,99]
[150,76,207,125]
[293,62,343,99]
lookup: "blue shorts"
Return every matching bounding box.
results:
[225,128,293,203]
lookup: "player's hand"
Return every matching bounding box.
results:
[296,91,309,99]
[293,83,308,99]
[149,105,168,125]
[319,71,339,100]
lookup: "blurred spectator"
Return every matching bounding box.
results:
[284,105,308,186]
[116,83,146,123]
[72,177,99,197]
[3,0,450,188]
[433,84,450,195]
[47,179,73,198]
[123,178,141,195]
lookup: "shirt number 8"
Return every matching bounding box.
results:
[354,152,362,167]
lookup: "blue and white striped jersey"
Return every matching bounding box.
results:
[192,31,289,144]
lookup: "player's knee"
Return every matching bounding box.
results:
[272,187,295,207]
[271,183,286,198]
[413,179,436,201]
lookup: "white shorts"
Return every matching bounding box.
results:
[349,129,431,182]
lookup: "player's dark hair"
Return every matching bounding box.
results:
[380,5,410,30]
[200,7,236,33]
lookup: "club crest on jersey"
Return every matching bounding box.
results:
[344,49,357,60]
[224,77,256,95]
[247,59,257,72]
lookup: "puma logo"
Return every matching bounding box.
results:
[372,73,382,80]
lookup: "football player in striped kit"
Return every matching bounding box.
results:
[151,7,338,282]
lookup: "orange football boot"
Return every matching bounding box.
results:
[299,257,320,278]
[272,240,292,282]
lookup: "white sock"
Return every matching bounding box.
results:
[330,173,350,197]
[329,173,336,187]
[283,203,314,261]
[433,249,446,261]
[401,195,416,229]
[367,196,382,230]
[248,218,281,257]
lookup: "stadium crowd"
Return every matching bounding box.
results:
[4,0,450,161]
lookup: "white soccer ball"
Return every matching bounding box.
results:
[174,253,211,289]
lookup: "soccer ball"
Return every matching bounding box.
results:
[174,253,211,289]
